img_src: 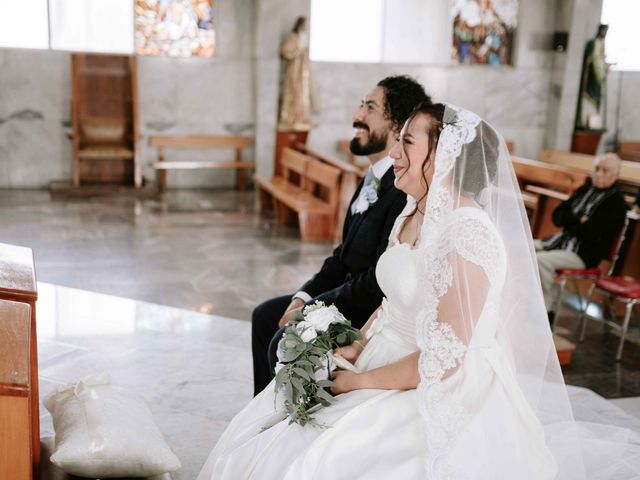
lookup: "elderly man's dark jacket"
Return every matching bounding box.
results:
[551,180,627,267]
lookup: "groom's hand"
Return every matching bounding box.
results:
[278,298,305,328]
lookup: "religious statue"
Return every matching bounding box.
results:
[278,17,318,131]
[576,24,609,130]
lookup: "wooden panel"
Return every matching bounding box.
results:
[571,130,604,154]
[619,141,640,162]
[0,244,38,476]
[0,300,31,388]
[72,54,139,187]
[300,145,362,176]
[275,130,308,176]
[79,158,134,185]
[74,55,133,118]
[297,145,364,241]
[0,244,37,302]
[153,161,255,170]
[0,395,31,480]
[281,148,309,177]
[149,135,252,149]
[511,156,587,194]
[539,149,640,187]
[305,159,341,191]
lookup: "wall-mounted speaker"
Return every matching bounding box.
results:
[553,32,568,52]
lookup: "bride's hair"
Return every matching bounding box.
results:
[403,102,446,217]
[453,119,500,205]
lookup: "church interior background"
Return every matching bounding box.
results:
[1,0,640,478]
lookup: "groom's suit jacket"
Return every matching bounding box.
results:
[299,167,406,328]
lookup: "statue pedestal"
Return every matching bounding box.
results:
[571,129,606,155]
[275,129,309,176]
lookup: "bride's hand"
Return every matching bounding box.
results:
[330,370,366,395]
[333,341,364,363]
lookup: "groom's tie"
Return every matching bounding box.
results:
[351,168,375,214]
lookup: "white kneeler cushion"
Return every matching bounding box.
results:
[44,374,181,478]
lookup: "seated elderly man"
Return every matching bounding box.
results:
[534,153,628,323]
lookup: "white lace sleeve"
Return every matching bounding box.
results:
[416,209,505,478]
[417,209,504,386]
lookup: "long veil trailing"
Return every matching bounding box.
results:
[408,104,640,478]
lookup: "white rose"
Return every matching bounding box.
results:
[305,305,345,332]
[274,362,284,375]
[296,321,318,342]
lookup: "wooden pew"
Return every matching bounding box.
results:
[297,145,364,240]
[512,156,588,194]
[619,141,640,162]
[0,300,32,480]
[0,243,39,478]
[539,149,640,189]
[149,135,254,191]
[254,148,342,241]
[511,157,587,238]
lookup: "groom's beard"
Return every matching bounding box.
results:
[350,124,388,156]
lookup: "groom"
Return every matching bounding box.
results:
[252,75,431,395]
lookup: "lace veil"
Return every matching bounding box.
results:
[406,104,639,478]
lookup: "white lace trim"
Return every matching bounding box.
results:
[416,210,505,478]
[387,104,500,479]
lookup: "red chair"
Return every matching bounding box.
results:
[578,276,640,360]
[552,213,631,325]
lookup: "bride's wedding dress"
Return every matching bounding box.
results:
[198,208,556,480]
[198,104,640,479]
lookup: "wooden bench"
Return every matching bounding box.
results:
[539,149,640,188]
[619,141,640,162]
[0,243,39,478]
[297,145,364,240]
[149,135,254,191]
[0,300,32,479]
[254,148,342,241]
[511,157,588,238]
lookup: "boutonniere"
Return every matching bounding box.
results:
[353,176,381,214]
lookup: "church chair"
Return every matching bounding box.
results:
[578,275,640,360]
[553,213,631,329]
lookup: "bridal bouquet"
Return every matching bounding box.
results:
[275,301,362,427]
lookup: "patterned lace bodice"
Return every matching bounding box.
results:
[373,206,506,355]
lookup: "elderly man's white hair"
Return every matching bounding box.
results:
[596,152,622,174]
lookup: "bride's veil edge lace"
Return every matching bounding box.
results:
[412,104,579,478]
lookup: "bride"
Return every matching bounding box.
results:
[198,103,640,479]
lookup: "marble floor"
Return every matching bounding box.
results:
[36,282,251,480]
[33,282,640,480]
[0,189,332,320]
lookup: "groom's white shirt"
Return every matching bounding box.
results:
[292,156,394,304]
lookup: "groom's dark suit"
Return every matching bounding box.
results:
[252,165,407,394]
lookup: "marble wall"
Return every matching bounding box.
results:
[1,0,638,188]
[307,0,556,161]
[603,71,640,150]
[0,49,71,188]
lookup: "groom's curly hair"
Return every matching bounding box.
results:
[377,76,432,132]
